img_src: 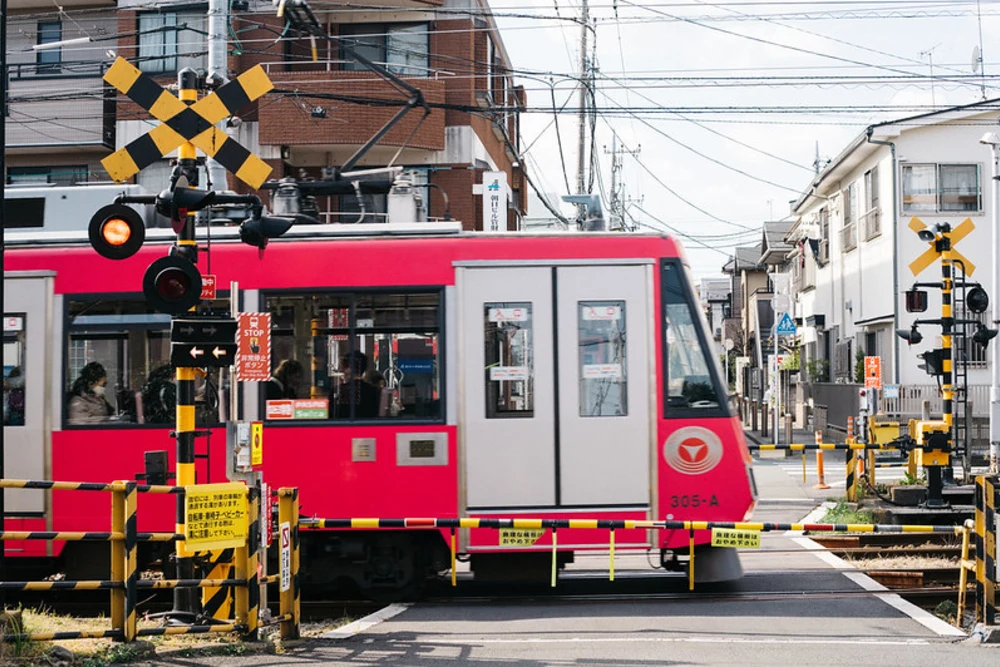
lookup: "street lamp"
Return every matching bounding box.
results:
[981,131,1000,473]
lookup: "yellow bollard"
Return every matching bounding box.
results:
[801,451,807,484]
[450,528,457,587]
[550,528,558,588]
[814,431,830,490]
[688,527,696,591]
[609,528,616,582]
[867,450,877,489]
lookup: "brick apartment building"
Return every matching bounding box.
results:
[5,0,527,230]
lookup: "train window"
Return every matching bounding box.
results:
[65,299,229,427]
[662,263,724,414]
[578,301,627,417]
[264,291,442,422]
[484,302,534,418]
[3,314,27,427]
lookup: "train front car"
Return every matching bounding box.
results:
[457,235,755,584]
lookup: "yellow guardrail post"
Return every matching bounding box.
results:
[278,487,300,640]
[846,445,858,502]
[234,502,250,630]
[957,519,975,625]
[608,528,616,582]
[688,525,696,591]
[867,450,877,489]
[111,483,125,638]
[550,527,558,588]
[449,528,457,587]
[123,482,138,642]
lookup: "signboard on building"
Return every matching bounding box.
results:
[478,171,508,232]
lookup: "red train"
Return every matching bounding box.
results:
[3,220,756,597]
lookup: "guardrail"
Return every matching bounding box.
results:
[0,479,300,644]
[302,516,966,592]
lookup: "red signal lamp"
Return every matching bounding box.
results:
[88,204,145,260]
[142,255,203,315]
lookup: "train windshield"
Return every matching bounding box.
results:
[662,262,725,414]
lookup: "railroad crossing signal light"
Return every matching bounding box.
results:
[88,204,145,260]
[917,349,944,377]
[238,212,295,249]
[966,286,989,314]
[895,326,923,345]
[156,187,216,229]
[143,255,203,315]
[904,288,928,313]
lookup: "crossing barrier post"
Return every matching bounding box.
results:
[846,445,858,502]
[234,509,250,629]
[111,484,125,637]
[868,450,877,489]
[278,487,300,640]
[958,519,975,625]
[688,526,695,592]
[609,528,616,582]
[814,431,830,490]
[123,482,138,642]
[245,484,261,640]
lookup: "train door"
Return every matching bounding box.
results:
[3,272,56,519]
[459,263,652,510]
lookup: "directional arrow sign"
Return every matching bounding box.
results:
[171,318,238,344]
[171,342,238,368]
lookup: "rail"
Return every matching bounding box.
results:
[0,479,300,644]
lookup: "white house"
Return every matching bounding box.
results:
[789,98,999,395]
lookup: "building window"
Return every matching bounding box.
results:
[7,165,87,187]
[840,183,857,252]
[36,21,62,73]
[902,163,981,213]
[138,11,206,74]
[340,24,429,76]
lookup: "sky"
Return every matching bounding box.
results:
[491,0,1000,279]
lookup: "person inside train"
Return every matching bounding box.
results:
[3,366,26,426]
[68,362,114,425]
[266,359,305,401]
[332,350,379,419]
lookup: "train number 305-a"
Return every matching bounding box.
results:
[669,494,719,509]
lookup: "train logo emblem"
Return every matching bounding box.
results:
[663,427,723,475]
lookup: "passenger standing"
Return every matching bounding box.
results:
[266,359,305,401]
[68,362,114,425]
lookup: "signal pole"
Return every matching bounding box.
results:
[173,67,202,616]
[205,0,230,190]
[983,133,1000,473]
[576,0,589,198]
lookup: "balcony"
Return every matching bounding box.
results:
[861,207,881,240]
[840,222,857,253]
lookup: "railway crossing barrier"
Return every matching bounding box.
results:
[303,516,969,592]
[0,479,300,644]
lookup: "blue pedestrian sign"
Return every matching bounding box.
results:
[775,313,797,336]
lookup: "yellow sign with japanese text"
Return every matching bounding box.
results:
[710,528,760,549]
[499,528,544,547]
[251,421,263,467]
[185,482,248,551]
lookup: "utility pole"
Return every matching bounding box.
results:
[604,138,640,231]
[982,132,1000,473]
[576,0,589,197]
[206,0,230,190]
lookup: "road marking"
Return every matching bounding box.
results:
[410,636,933,646]
[321,603,410,639]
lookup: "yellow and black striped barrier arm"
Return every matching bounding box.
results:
[300,517,965,534]
[101,57,274,189]
[0,479,182,494]
[4,629,125,643]
[748,442,887,451]
[136,624,245,638]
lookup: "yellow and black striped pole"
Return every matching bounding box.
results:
[111,484,125,636]
[244,483,261,640]
[173,67,201,616]
[279,487,300,640]
[928,224,954,507]
[124,482,138,642]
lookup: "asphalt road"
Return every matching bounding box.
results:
[130,459,1000,666]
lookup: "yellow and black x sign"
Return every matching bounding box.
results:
[101,58,273,189]
[907,216,977,276]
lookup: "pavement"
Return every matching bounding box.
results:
[122,422,1000,666]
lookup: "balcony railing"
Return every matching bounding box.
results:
[861,207,881,240]
[259,59,455,80]
[7,59,105,80]
[840,222,857,252]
